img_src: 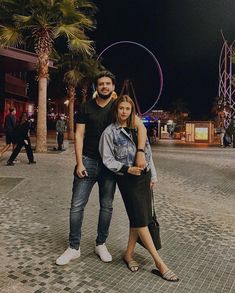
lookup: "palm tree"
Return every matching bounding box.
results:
[59,53,83,139]
[0,0,96,152]
[58,53,105,139]
[78,56,105,103]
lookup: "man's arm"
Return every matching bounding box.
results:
[134,116,147,168]
[74,123,87,178]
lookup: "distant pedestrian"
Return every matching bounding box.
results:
[56,114,67,151]
[152,127,157,143]
[224,120,234,147]
[6,112,36,166]
[0,107,17,158]
[29,115,36,136]
[219,121,225,147]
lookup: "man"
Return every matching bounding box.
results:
[0,107,16,158]
[56,114,67,151]
[56,71,147,266]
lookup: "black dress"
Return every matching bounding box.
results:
[117,128,152,228]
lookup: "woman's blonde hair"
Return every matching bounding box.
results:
[114,95,136,128]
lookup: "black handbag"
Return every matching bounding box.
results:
[137,190,161,250]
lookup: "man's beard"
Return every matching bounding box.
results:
[97,91,113,100]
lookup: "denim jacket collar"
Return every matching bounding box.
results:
[113,122,134,143]
[114,121,122,129]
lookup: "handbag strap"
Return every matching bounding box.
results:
[151,189,157,219]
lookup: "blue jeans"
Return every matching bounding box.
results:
[69,156,116,249]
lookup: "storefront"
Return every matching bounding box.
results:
[185,121,215,143]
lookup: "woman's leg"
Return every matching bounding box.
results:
[137,227,167,272]
[137,226,178,281]
[123,228,139,272]
[124,228,138,259]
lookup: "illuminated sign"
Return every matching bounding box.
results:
[195,127,208,140]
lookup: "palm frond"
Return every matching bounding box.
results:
[75,0,98,12]
[64,69,84,87]
[54,24,83,39]
[13,14,32,24]
[0,25,23,46]
[59,0,76,18]
[76,17,94,30]
[68,38,94,55]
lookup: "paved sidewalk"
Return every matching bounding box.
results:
[0,140,234,293]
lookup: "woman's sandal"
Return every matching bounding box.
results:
[123,258,139,272]
[151,269,179,282]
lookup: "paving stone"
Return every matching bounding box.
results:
[0,141,235,292]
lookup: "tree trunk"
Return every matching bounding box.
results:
[36,77,48,152]
[68,86,75,140]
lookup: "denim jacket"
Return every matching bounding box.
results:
[99,122,157,181]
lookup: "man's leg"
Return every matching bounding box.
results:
[56,157,98,265]
[24,140,34,163]
[96,167,116,245]
[94,166,116,262]
[57,133,63,150]
[7,142,23,164]
[69,174,95,249]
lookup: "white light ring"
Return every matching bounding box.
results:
[97,41,163,115]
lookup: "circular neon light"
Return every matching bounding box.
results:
[97,41,163,115]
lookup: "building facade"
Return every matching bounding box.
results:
[0,47,54,132]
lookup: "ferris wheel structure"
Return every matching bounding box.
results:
[97,41,163,115]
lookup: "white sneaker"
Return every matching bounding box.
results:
[56,247,81,266]
[95,244,112,262]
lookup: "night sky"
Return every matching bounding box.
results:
[92,0,235,119]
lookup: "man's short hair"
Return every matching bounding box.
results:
[94,71,116,86]
[9,107,16,113]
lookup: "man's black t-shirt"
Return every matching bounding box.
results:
[75,98,115,159]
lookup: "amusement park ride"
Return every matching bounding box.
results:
[218,33,235,129]
[96,39,235,144]
[97,41,163,116]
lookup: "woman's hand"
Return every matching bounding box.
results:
[150,180,156,189]
[127,166,143,176]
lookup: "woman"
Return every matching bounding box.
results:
[6,112,36,166]
[99,95,179,282]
